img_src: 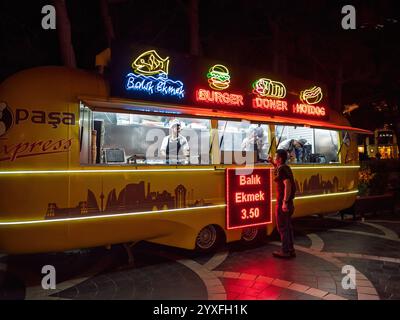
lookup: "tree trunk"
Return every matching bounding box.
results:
[100,0,115,46]
[53,0,76,68]
[189,0,201,56]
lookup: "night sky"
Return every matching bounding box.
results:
[0,0,399,131]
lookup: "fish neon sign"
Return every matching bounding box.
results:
[299,86,323,105]
[207,64,231,90]
[125,50,184,99]
[132,50,170,76]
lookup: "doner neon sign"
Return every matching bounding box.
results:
[251,77,289,114]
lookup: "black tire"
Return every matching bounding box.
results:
[240,227,267,245]
[195,225,223,253]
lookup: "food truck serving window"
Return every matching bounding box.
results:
[275,125,339,164]
[80,106,211,165]
[218,121,270,165]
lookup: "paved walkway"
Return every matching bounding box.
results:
[1,212,399,300]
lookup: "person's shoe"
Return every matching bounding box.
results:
[289,250,296,258]
[272,250,292,259]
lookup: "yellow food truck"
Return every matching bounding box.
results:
[0,44,371,254]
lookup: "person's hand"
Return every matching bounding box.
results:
[282,202,289,212]
[267,155,272,163]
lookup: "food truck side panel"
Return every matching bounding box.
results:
[0,67,360,254]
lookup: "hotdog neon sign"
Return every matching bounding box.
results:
[300,86,323,105]
[293,86,327,118]
[292,103,326,117]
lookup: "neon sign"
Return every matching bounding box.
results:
[251,78,288,114]
[126,73,184,98]
[252,78,286,99]
[252,98,288,112]
[196,64,244,107]
[132,50,170,76]
[125,50,185,99]
[226,168,272,230]
[195,89,243,106]
[292,103,326,117]
[299,86,323,105]
[207,64,230,90]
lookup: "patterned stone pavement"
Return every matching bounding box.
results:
[1,211,399,300]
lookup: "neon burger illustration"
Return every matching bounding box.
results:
[207,64,231,90]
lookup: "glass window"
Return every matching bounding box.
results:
[80,107,211,165]
[218,121,270,164]
[275,125,339,164]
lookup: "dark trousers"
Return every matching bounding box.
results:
[275,201,295,253]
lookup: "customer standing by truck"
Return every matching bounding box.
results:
[269,149,297,258]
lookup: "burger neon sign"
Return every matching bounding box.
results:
[195,64,244,107]
[207,65,230,90]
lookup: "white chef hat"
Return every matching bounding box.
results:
[169,119,181,128]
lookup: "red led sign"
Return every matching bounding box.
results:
[226,168,272,230]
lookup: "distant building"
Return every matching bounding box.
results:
[175,184,187,208]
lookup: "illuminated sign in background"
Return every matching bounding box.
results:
[207,64,231,90]
[195,64,244,107]
[111,43,329,120]
[125,50,185,99]
[251,78,289,115]
[252,78,286,99]
[293,86,326,118]
[226,168,272,230]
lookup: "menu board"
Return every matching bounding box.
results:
[226,168,272,229]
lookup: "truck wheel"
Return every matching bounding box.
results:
[195,225,222,253]
[241,227,266,245]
